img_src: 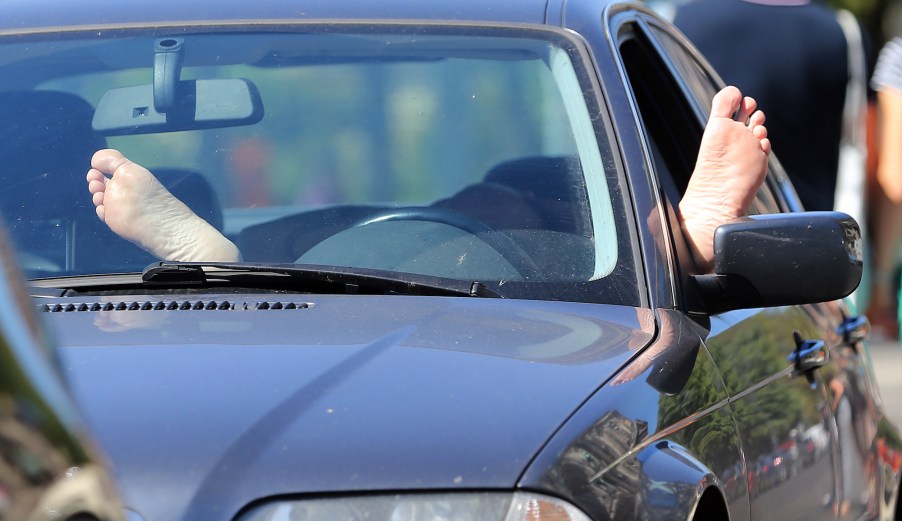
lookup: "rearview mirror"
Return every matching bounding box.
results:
[693,211,862,313]
[92,78,264,135]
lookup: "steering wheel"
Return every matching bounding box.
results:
[349,206,544,280]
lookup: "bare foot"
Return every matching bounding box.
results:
[87,149,241,262]
[679,86,771,273]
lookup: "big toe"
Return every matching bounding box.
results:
[91,148,131,175]
[709,86,742,120]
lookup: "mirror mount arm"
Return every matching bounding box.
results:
[693,273,760,314]
[153,37,184,113]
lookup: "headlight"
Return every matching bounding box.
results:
[240,492,592,521]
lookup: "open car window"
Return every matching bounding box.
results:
[644,20,783,215]
[0,25,638,305]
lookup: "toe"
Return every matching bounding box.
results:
[86,168,106,182]
[88,178,106,194]
[735,96,758,124]
[710,86,743,120]
[91,148,131,175]
[748,110,765,127]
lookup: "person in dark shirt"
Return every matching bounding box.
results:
[674,0,873,212]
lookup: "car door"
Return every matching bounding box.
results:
[610,11,865,521]
[639,16,885,521]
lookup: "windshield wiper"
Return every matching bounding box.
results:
[140,261,504,298]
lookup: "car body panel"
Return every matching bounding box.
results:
[520,309,745,521]
[0,0,553,32]
[45,296,652,520]
[706,306,844,521]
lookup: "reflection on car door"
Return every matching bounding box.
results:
[706,308,840,520]
[705,294,878,521]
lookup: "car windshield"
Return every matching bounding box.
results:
[0,24,638,305]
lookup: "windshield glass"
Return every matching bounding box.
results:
[0,24,637,304]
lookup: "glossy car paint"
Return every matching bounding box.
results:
[2,1,899,521]
[0,0,550,29]
[45,296,651,520]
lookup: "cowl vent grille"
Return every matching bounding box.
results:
[39,300,311,313]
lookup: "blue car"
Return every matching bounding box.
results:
[1,1,899,521]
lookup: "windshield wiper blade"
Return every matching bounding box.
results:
[141,261,504,298]
[142,262,207,285]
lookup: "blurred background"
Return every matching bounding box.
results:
[647,0,902,49]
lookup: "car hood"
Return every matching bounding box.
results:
[42,294,653,521]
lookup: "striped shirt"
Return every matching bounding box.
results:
[872,37,902,92]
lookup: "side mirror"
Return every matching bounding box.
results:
[693,211,862,313]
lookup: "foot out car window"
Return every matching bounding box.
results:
[619,22,784,229]
[0,25,639,305]
[619,20,785,310]
[645,21,782,215]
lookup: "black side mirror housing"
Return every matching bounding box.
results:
[693,211,862,313]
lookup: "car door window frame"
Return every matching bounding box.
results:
[613,17,709,315]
